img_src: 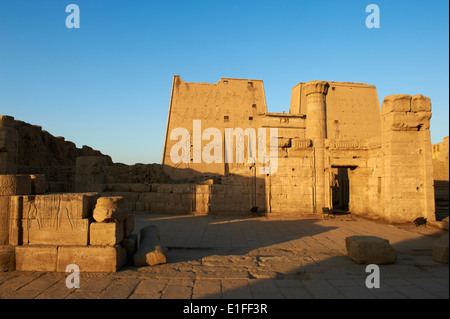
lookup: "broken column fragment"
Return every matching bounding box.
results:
[133,225,167,267]
[93,196,128,222]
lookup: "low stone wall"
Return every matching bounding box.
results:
[1,192,136,272]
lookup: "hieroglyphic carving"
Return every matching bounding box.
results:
[329,140,368,150]
[22,193,97,245]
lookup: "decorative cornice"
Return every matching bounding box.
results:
[328,139,368,150]
[291,138,312,149]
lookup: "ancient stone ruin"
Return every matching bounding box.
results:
[162,77,440,223]
[0,76,449,272]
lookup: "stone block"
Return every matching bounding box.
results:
[157,184,173,193]
[93,196,128,222]
[0,174,31,195]
[172,184,194,193]
[23,193,98,220]
[0,245,15,271]
[130,183,151,192]
[15,245,58,271]
[411,94,431,113]
[382,111,431,131]
[57,245,127,272]
[89,221,124,246]
[30,174,46,194]
[22,193,96,245]
[150,184,161,192]
[382,94,411,113]
[27,218,90,246]
[210,184,224,194]
[0,196,10,244]
[432,234,449,264]
[111,183,132,192]
[0,195,22,245]
[345,236,397,264]
[74,173,106,186]
[101,192,139,202]
[196,185,210,194]
[138,192,154,202]
[47,182,71,193]
[133,225,167,267]
[195,193,209,214]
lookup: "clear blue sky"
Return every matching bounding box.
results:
[0,0,448,164]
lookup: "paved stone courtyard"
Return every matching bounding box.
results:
[0,213,448,299]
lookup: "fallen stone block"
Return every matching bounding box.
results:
[0,245,15,271]
[133,225,167,267]
[432,234,449,264]
[0,174,31,195]
[93,196,128,222]
[345,235,397,264]
[15,245,58,271]
[57,245,127,272]
[89,221,124,246]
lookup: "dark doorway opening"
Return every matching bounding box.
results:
[332,167,350,213]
